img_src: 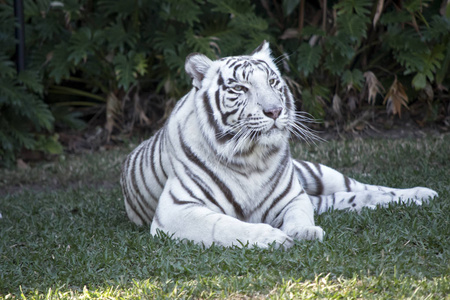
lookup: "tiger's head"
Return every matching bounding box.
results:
[185,41,313,161]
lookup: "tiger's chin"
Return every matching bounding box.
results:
[258,123,290,141]
[217,129,287,162]
[257,129,288,146]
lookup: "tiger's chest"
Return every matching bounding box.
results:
[203,156,297,221]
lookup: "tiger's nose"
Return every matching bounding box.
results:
[263,107,283,120]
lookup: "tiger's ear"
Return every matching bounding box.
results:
[251,40,272,59]
[185,53,213,89]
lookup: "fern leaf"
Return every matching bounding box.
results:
[105,22,138,52]
[422,15,450,41]
[29,97,54,131]
[185,29,216,58]
[337,14,369,41]
[324,51,348,75]
[97,0,139,18]
[48,43,74,83]
[68,27,98,65]
[17,71,44,95]
[113,53,134,91]
[0,55,16,78]
[159,0,202,26]
[297,43,322,76]
[209,0,255,15]
[113,52,146,91]
[133,53,148,77]
[154,26,181,53]
[341,69,364,91]
[326,35,355,59]
[334,0,372,16]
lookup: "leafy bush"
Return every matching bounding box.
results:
[1,2,61,168]
[1,0,449,167]
[1,0,271,166]
[268,0,450,121]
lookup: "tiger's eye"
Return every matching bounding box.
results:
[233,85,247,92]
[269,78,276,85]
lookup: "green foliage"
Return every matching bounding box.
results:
[1,0,449,166]
[342,69,364,91]
[1,0,272,167]
[0,56,58,167]
[297,44,322,76]
[272,0,450,118]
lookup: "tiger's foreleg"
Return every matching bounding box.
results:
[293,160,438,214]
[150,178,294,249]
[271,192,325,241]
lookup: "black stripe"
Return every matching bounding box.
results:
[140,145,159,202]
[313,163,323,176]
[121,156,146,224]
[172,93,190,115]
[179,127,244,219]
[204,92,233,143]
[182,164,226,213]
[177,173,207,206]
[317,195,323,211]
[131,146,154,219]
[294,161,308,189]
[217,74,224,86]
[344,176,351,192]
[121,176,145,225]
[233,64,242,79]
[348,195,356,203]
[222,109,239,124]
[247,148,289,216]
[262,170,294,223]
[251,43,265,55]
[299,161,324,196]
[125,148,152,224]
[152,212,163,228]
[253,59,274,74]
[227,59,239,68]
[216,89,237,128]
[271,189,305,227]
[149,130,164,188]
[158,128,168,179]
[254,148,289,209]
[169,190,199,206]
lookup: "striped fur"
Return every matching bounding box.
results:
[120,42,437,248]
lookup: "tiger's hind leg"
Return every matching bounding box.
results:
[293,160,438,214]
[308,189,438,214]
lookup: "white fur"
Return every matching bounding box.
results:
[121,41,438,249]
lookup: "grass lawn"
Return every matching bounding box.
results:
[1,134,449,299]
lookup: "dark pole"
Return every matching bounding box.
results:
[14,0,25,73]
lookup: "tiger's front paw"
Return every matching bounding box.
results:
[285,226,324,242]
[241,224,294,249]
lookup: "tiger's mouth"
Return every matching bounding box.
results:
[250,123,287,139]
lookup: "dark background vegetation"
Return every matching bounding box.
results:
[1,0,450,167]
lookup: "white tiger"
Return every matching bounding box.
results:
[120,41,437,249]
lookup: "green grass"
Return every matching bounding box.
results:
[1,135,449,299]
